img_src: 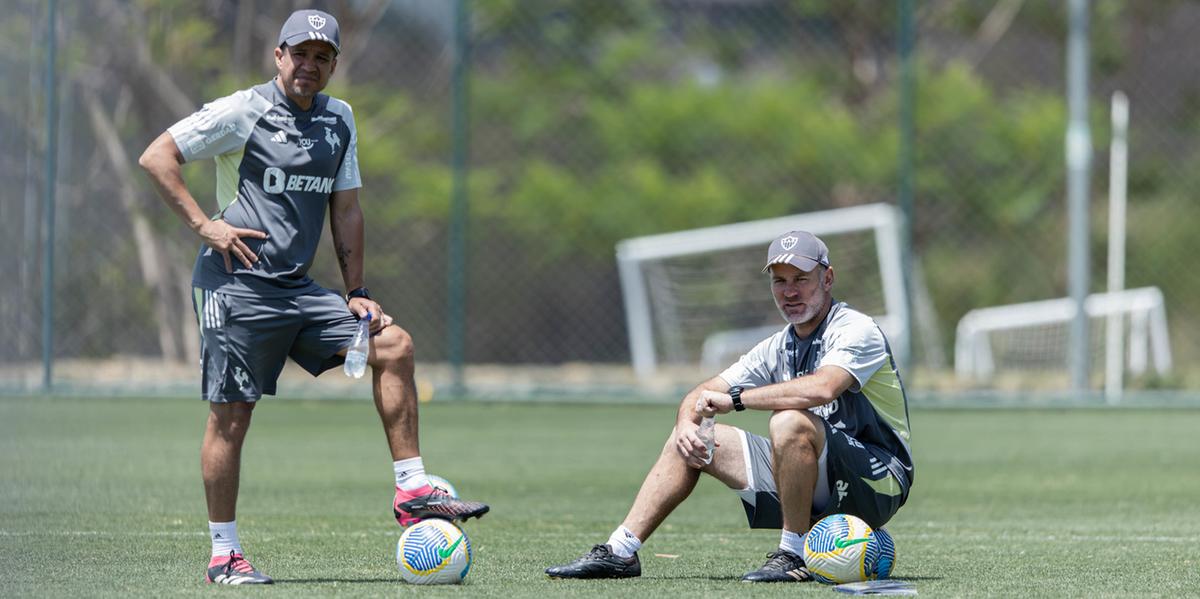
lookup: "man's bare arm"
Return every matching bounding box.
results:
[138,132,265,272]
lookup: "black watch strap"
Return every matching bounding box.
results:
[729,386,746,411]
[346,286,371,302]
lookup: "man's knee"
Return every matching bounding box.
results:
[207,402,254,436]
[372,325,415,367]
[768,409,823,454]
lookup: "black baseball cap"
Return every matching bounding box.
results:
[278,9,341,55]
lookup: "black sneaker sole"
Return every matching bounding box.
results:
[394,504,490,523]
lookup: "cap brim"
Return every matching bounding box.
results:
[281,33,340,54]
[762,254,821,273]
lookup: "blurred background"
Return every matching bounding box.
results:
[2,0,1197,403]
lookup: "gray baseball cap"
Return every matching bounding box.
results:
[762,230,830,273]
[278,9,341,55]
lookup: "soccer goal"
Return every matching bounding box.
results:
[953,286,1172,387]
[616,203,935,381]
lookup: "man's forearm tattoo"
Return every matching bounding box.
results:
[336,242,352,272]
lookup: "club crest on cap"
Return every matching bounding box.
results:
[780,236,798,251]
[308,14,327,29]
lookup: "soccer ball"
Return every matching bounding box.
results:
[803,514,896,584]
[427,474,458,498]
[396,519,472,584]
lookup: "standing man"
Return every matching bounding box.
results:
[545,231,914,582]
[139,9,488,585]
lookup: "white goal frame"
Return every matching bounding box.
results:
[616,203,909,380]
[954,286,1172,385]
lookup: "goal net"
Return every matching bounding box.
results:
[954,287,1172,388]
[616,204,938,381]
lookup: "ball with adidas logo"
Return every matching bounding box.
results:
[803,513,896,584]
[396,519,472,584]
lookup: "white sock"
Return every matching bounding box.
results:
[394,457,431,491]
[606,525,642,558]
[209,520,242,558]
[779,528,807,556]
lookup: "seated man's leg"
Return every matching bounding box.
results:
[742,409,825,583]
[545,423,750,579]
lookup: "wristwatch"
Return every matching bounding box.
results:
[729,386,746,411]
[346,286,371,302]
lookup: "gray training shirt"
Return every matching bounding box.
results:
[168,79,362,298]
[719,301,915,491]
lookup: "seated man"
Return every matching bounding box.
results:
[546,230,914,582]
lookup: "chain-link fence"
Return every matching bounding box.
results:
[3,0,1198,400]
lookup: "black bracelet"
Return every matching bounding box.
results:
[346,286,371,302]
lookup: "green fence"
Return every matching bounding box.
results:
[3,0,1198,401]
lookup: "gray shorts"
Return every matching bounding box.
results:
[735,418,908,530]
[191,287,359,402]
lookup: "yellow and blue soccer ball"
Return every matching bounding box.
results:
[396,519,472,584]
[803,513,896,584]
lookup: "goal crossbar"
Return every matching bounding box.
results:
[616,203,908,380]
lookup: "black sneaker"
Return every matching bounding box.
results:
[545,544,641,579]
[394,486,490,526]
[741,549,813,582]
[205,550,273,585]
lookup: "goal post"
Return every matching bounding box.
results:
[616,203,916,381]
[954,286,1171,387]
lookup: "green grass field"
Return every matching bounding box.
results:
[3,396,1198,597]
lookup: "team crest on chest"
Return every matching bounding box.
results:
[324,126,340,155]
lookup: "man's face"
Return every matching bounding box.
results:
[274,40,337,102]
[770,262,833,330]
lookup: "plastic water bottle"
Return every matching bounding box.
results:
[697,416,716,465]
[343,313,371,379]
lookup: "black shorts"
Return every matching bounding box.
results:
[736,418,908,530]
[191,287,359,402]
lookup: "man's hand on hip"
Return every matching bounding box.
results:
[197,220,268,272]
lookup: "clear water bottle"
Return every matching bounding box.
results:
[697,416,716,465]
[343,313,372,379]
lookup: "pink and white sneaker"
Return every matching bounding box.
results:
[393,485,489,527]
[205,550,273,585]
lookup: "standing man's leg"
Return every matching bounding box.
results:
[363,325,489,525]
[368,325,420,460]
[201,400,274,584]
[202,402,255,524]
[545,424,750,579]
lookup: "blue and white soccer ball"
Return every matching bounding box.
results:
[803,513,896,584]
[427,474,458,499]
[396,519,472,584]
